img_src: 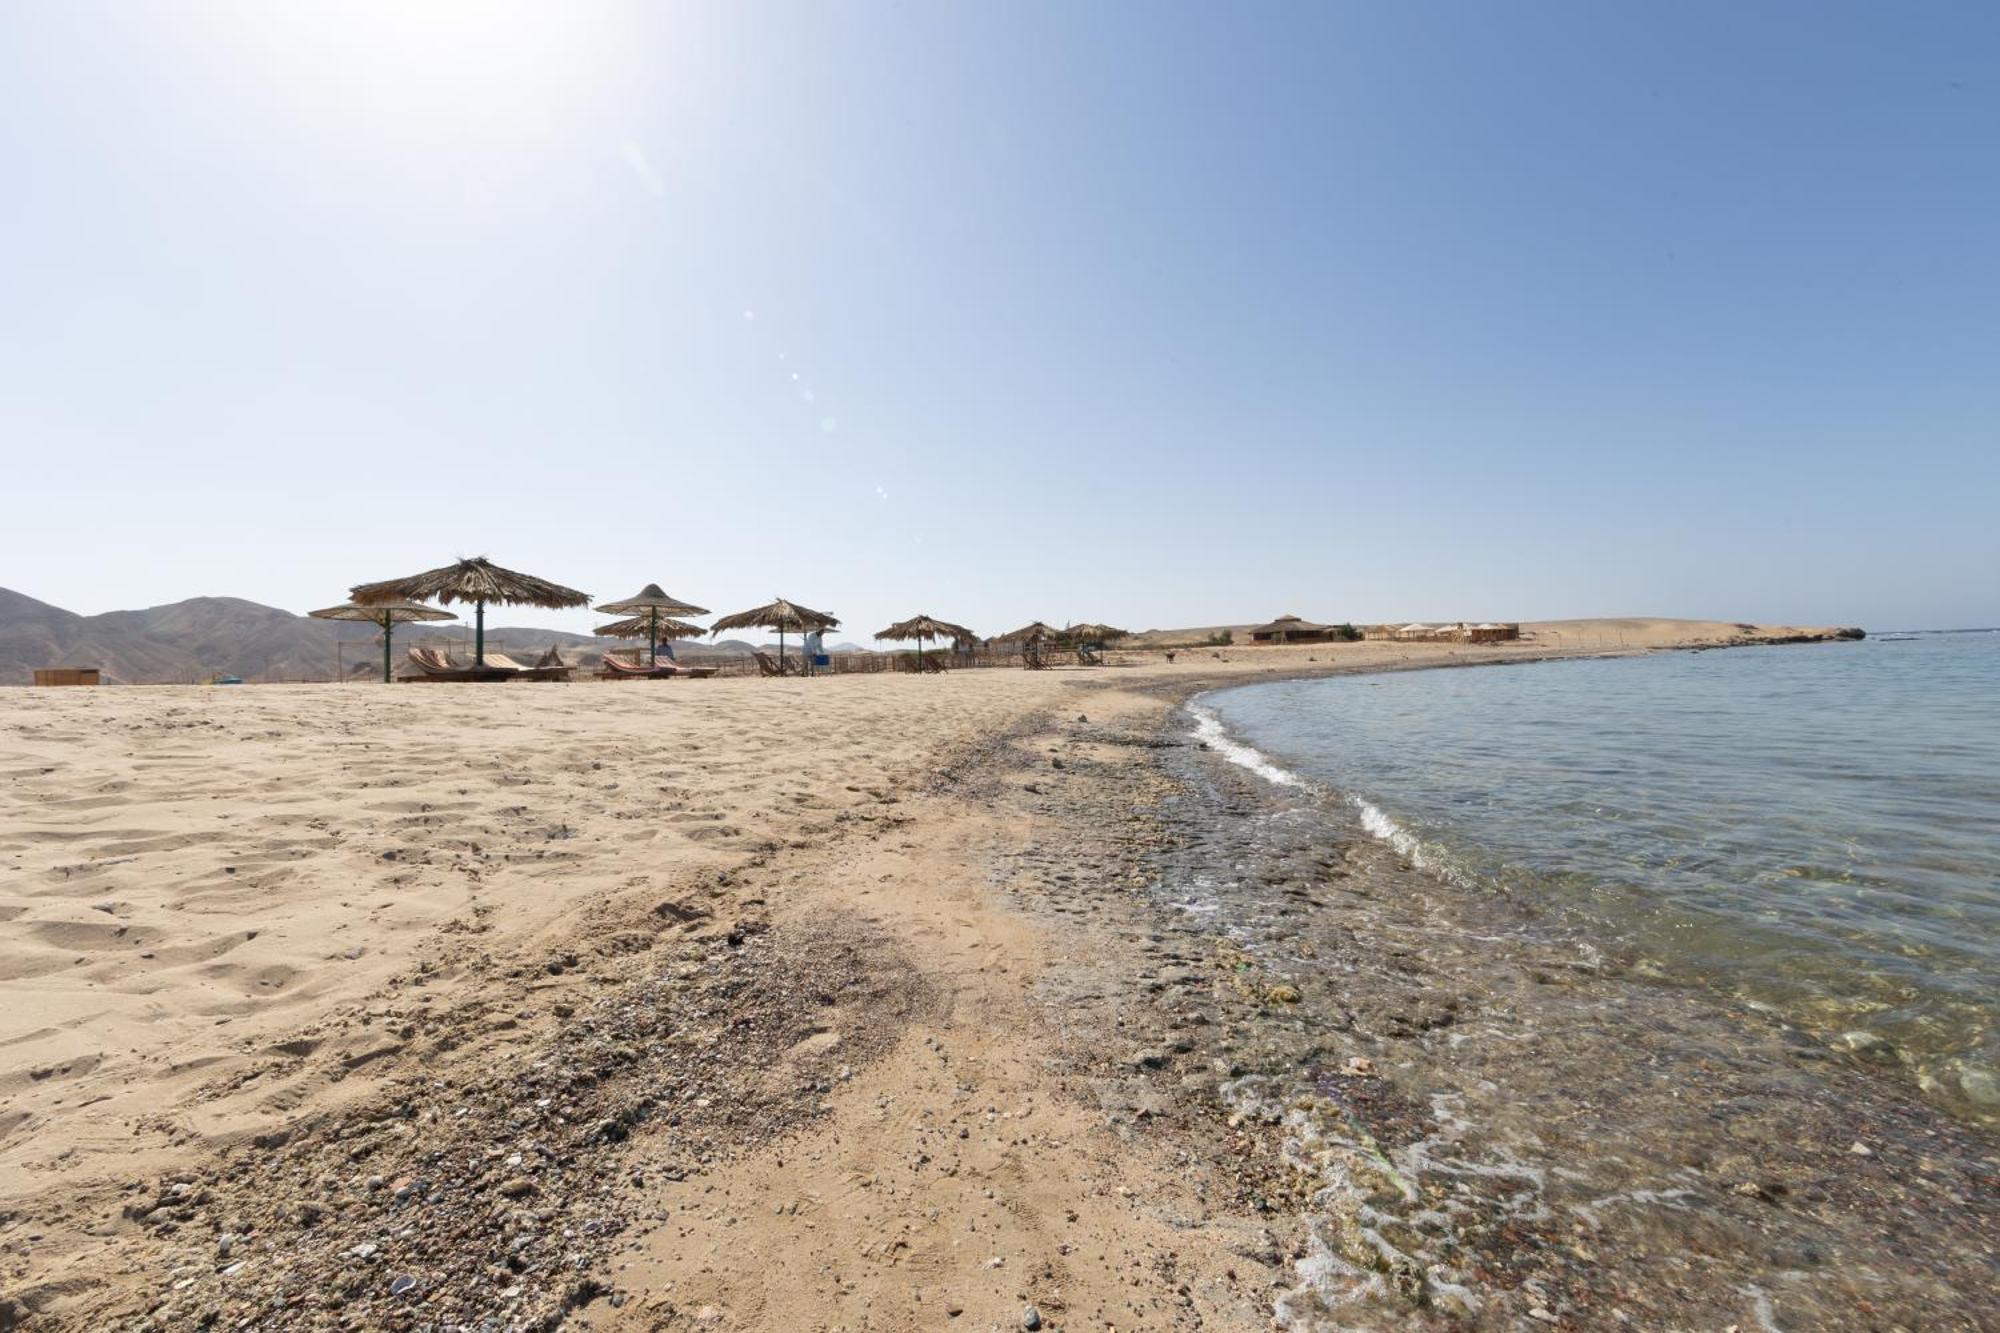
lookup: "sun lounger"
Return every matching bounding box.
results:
[599,652,719,681]
[753,650,797,677]
[599,653,655,680]
[482,649,573,682]
[402,647,517,682]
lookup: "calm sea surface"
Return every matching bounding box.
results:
[1200,632,2000,1113]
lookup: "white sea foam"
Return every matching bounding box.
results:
[1190,699,1470,886]
[1188,704,1306,788]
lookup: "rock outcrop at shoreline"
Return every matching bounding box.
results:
[1732,625,1866,644]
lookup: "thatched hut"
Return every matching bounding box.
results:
[1247,614,1338,645]
[995,621,1064,669]
[350,557,588,670]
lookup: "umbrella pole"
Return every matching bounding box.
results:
[649,609,659,669]
[474,601,486,668]
[382,616,393,684]
[780,628,786,673]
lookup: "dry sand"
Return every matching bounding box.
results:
[0,622,1876,1329]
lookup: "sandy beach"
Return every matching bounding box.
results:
[3,622,1987,1331]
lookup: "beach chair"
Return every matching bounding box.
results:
[599,652,656,681]
[601,650,721,681]
[753,651,793,677]
[481,647,572,681]
[403,647,517,682]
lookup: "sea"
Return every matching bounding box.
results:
[1195,630,2000,1118]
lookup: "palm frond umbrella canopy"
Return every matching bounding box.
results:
[594,584,709,669]
[308,600,455,683]
[349,557,589,668]
[710,598,840,672]
[594,615,706,664]
[997,621,1062,644]
[874,614,977,669]
[1065,622,1128,644]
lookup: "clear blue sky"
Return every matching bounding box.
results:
[3,2,1994,634]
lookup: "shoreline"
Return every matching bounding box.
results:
[1117,673,1997,1327]
[1184,640,2000,1130]
[6,630,1983,1329]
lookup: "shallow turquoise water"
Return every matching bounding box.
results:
[1202,633,2000,1112]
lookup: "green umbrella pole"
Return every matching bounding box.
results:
[474,601,486,667]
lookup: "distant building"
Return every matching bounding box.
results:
[1365,622,1520,643]
[1247,614,1340,644]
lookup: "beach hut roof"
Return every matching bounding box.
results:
[1248,614,1331,635]
[875,614,977,644]
[595,583,709,617]
[709,597,841,636]
[350,556,589,611]
[308,600,456,626]
[1065,622,1129,641]
[996,621,1062,643]
[1400,623,1432,632]
[595,615,706,641]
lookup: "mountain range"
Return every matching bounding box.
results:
[0,588,802,684]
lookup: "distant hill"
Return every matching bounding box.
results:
[0,588,754,684]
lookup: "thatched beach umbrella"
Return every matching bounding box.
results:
[594,614,706,664]
[594,584,709,669]
[350,556,589,668]
[710,597,840,673]
[308,600,455,683]
[874,614,977,669]
[1065,622,1128,644]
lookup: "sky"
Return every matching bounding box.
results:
[2,1,1995,635]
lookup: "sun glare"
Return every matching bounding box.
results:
[214,0,621,131]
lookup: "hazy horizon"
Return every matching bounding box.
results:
[4,2,1995,637]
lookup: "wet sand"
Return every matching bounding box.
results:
[3,622,1983,1330]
